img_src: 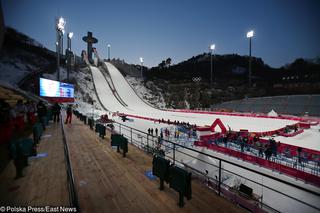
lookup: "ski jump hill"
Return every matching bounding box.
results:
[88,61,299,134]
[86,54,319,147]
[80,50,320,213]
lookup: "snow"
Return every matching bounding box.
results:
[0,61,29,83]
[93,62,303,132]
[126,76,166,108]
[79,61,320,213]
[3,46,318,213]
[271,125,320,150]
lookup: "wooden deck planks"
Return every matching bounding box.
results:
[65,117,246,213]
[0,122,69,206]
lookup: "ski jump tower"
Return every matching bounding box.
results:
[82,31,98,63]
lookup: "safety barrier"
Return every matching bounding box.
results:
[107,121,320,213]
[121,112,304,138]
[279,129,304,137]
[194,141,320,187]
[60,115,80,212]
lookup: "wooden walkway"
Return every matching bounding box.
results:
[0,121,69,206]
[65,117,246,213]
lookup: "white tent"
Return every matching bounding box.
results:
[268,109,278,117]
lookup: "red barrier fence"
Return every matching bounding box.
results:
[194,141,320,187]
[299,122,311,129]
[279,129,304,137]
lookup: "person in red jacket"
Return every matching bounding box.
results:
[65,104,72,124]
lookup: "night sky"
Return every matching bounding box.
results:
[2,0,320,68]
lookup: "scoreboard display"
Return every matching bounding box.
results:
[39,78,74,100]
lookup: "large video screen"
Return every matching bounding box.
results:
[39,78,74,98]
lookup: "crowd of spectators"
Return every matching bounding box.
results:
[207,131,282,161]
[0,98,53,179]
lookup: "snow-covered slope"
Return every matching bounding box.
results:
[93,62,298,132]
[125,76,166,108]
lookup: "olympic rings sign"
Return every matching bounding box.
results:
[192,77,202,82]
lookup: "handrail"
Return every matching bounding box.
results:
[110,120,320,212]
[60,115,81,211]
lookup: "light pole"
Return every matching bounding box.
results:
[140,57,143,79]
[210,44,215,88]
[61,30,65,55]
[56,17,66,81]
[107,44,111,61]
[67,32,73,51]
[247,30,254,87]
[67,32,73,82]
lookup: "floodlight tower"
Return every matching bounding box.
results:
[67,32,73,51]
[56,17,66,81]
[61,30,65,55]
[210,44,215,88]
[140,57,143,78]
[67,32,73,82]
[107,44,111,61]
[247,30,254,87]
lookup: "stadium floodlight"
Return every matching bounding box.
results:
[56,16,66,81]
[57,17,66,31]
[140,57,143,78]
[107,44,111,61]
[68,32,73,39]
[247,30,254,86]
[210,44,215,88]
[247,30,254,38]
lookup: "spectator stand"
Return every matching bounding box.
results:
[0,85,40,172]
[193,118,320,186]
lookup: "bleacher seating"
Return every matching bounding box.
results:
[213,95,320,116]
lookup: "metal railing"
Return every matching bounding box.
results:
[108,120,320,213]
[60,117,80,212]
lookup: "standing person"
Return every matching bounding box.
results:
[10,139,24,179]
[240,138,245,152]
[223,135,228,147]
[26,101,36,124]
[14,100,27,130]
[155,128,158,136]
[256,141,264,157]
[37,101,47,130]
[148,128,151,135]
[9,130,26,179]
[265,146,272,160]
[52,103,61,122]
[0,99,10,125]
[297,147,303,164]
[150,128,154,136]
[65,104,72,124]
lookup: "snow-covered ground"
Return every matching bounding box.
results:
[105,116,320,213]
[72,61,320,213]
[0,59,34,84]
[90,62,320,151]
[125,76,166,109]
